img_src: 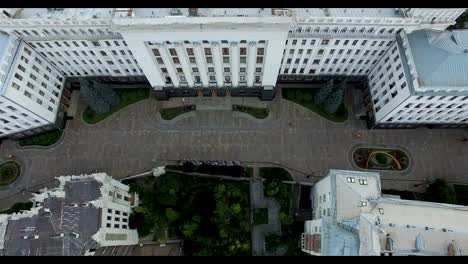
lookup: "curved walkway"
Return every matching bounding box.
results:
[0,92,468,209]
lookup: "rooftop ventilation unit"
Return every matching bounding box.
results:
[170,9,182,16]
[272,8,289,17]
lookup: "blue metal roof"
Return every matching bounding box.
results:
[407,30,468,88]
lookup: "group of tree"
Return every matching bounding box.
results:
[80,79,120,114]
[129,173,251,256]
[315,79,345,114]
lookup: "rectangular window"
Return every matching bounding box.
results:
[204,48,212,55]
[256,57,263,63]
[359,179,368,185]
[186,48,194,56]
[347,177,355,183]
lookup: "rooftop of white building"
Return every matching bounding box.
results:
[406,30,468,90]
[2,8,408,20]
[367,198,468,256]
[306,169,468,256]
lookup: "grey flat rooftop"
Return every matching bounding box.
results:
[1,178,102,256]
[407,30,468,89]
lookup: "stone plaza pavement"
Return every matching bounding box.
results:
[0,90,467,209]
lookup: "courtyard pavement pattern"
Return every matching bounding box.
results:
[0,90,468,209]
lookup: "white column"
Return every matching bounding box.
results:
[193,42,209,87]
[157,43,180,87]
[211,41,224,87]
[262,40,285,87]
[174,42,194,87]
[247,41,257,87]
[230,41,239,87]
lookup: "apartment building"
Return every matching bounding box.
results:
[302,169,468,256]
[0,8,466,137]
[0,173,139,256]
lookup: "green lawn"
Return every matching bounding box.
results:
[283,88,348,122]
[83,88,149,124]
[160,105,196,120]
[232,105,269,119]
[18,130,63,147]
[253,208,268,225]
[0,202,33,214]
[126,172,251,256]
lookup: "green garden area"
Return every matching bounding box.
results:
[282,80,348,122]
[0,202,33,214]
[259,167,306,256]
[82,79,149,124]
[232,105,269,119]
[166,162,253,178]
[18,130,63,147]
[159,105,196,121]
[126,172,251,256]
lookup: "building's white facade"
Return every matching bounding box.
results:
[0,8,466,134]
[302,169,468,256]
[367,29,468,128]
[0,32,66,139]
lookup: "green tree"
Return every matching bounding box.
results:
[266,181,280,196]
[424,179,457,204]
[323,86,344,114]
[165,208,180,223]
[286,89,295,100]
[231,203,242,215]
[95,82,120,107]
[279,212,294,226]
[80,79,111,114]
[314,79,334,106]
[181,221,199,239]
[295,90,304,101]
[303,92,313,102]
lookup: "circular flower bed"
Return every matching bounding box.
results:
[0,161,21,187]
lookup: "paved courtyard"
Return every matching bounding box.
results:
[0,89,468,209]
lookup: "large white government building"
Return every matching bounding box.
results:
[0,8,466,138]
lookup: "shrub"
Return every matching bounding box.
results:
[295,90,304,102]
[286,90,295,100]
[314,79,334,106]
[303,92,313,102]
[424,179,457,204]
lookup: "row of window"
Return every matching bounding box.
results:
[15,28,116,38]
[290,26,397,36]
[287,38,392,47]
